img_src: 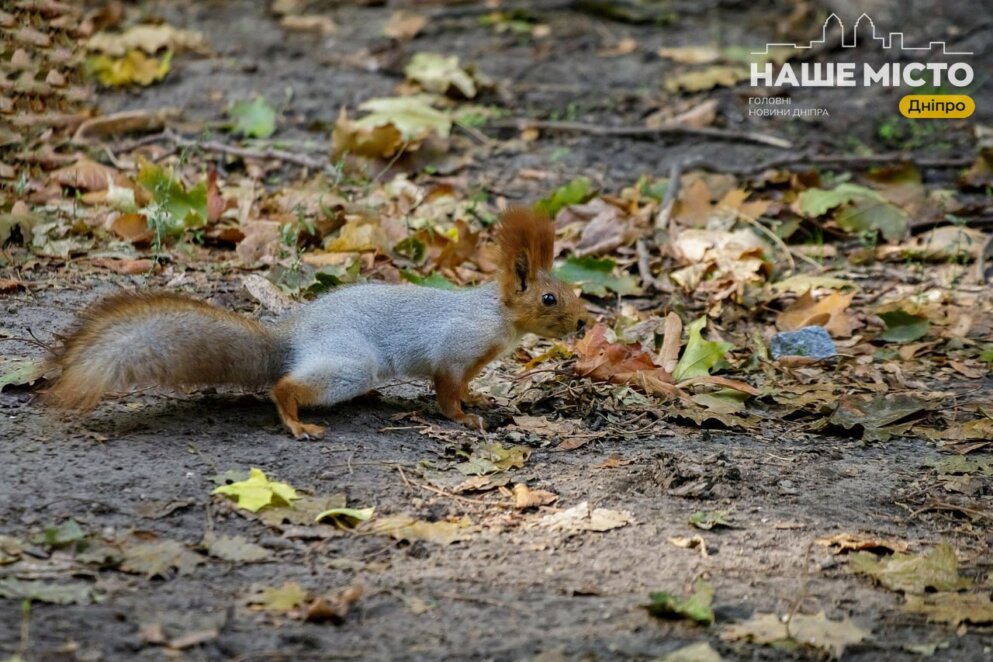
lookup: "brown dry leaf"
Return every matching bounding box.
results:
[674,180,770,226]
[384,11,427,40]
[331,107,404,159]
[539,501,634,534]
[776,291,856,337]
[452,474,511,494]
[816,533,909,555]
[598,37,638,57]
[848,543,972,593]
[326,219,390,253]
[721,611,868,658]
[669,534,709,557]
[236,220,282,265]
[512,484,558,510]
[657,46,721,64]
[304,584,362,624]
[658,312,683,374]
[280,14,337,35]
[557,198,639,257]
[86,24,207,56]
[575,323,679,397]
[670,228,771,294]
[877,226,987,263]
[360,515,475,545]
[247,582,309,613]
[110,213,151,243]
[0,278,22,293]
[664,66,749,93]
[49,158,118,191]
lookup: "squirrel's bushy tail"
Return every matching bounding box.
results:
[44,292,287,410]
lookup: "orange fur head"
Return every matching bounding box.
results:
[495,207,591,338]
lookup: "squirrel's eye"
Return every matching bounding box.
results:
[541,292,557,306]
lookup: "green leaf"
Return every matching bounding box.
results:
[315,506,376,528]
[646,579,715,625]
[878,309,929,343]
[401,269,459,290]
[137,161,207,235]
[212,468,300,513]
[41,520,86,549]
[797,183,884,217]
[849,542,972,593]
[835,197,908,242]
[553,255,640,297]
[249,582,309,612]
[673,316,732,382]
[229,97,277,138]
[534,178,592,217]
[0,358,44,391]
[688,510,734,530]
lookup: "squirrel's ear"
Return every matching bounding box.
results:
[513,252,530,292]
[496,207,554,295]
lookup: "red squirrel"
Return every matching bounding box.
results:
[44,208,591,439]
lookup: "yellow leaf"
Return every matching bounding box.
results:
[85,50,172,87]
[212,468,300,513]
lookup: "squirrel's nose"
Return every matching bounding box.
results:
[576,318,587,332]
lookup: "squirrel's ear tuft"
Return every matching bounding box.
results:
[495,207,554,293]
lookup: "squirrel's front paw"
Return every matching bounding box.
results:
[462,391,492,408]
[456,412,486,432]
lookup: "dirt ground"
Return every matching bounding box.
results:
[2,1,993,660]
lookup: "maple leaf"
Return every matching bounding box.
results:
[212,468,300,513]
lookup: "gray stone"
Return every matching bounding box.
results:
[770,326,837,360]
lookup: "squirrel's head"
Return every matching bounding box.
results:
[496,207,592,339]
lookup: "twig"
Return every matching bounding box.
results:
[653,161,682,233]
[138,129,339,175]
[685,151,973,176]
[977,233,993,282]
[735,210,796,275]
[635,239,666,291]
[488,118,792,149]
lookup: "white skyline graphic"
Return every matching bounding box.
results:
[751,13,973,56]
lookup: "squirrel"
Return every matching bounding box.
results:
[44,207,591,439]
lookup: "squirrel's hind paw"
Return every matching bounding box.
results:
[289,422,327,440]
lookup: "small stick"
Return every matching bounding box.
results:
[635,239,666,291]
[654,161,682,233]
[489,118,792,149]
[976,233,993,282]
[685,152,973,176]
[735,210,796,275]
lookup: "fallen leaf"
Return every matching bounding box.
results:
[878,309,929,343]
[202,532,270,562]
[557,198,639,257]
[49,158,118,191]
[455,443,530,475]
[360,514,475,545]
[73,108,182,143]
[512,484,558,510]
[280,14,337,35]
[212,468,300,513]
[673,316,733,382]
[554,255,641,297]
[326,219,389,253]
[658,312,683,374]
[384,11,427,40]
[405,52,478,98]
[229,97,277,139]
[137,160,208,235]
[0,358,46,391]
[721,611,868,658]
[669,535,709,557]
[111,213,153,243]
[85,49,172,87]
[816,533,909,555]
[121,539,204,578]
[331,95,451,159]
[305,584,363,624]
[904,592,993,626]
[664,66,749,93]
[535,177,593,217]
[314,506,375,528]
[848,542,972,593]
[660,641,724,662]
[688,510,733,530]
[574,323,678,397]
[0,578,100,605]
[539,501,634,534]
[247,582,308,612]
[829,394,926,442]
[86,24,206,56]
[776,291,855,338]
[645,579,715,625]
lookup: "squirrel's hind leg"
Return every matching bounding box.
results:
[271,377,327,440]
[271,357,379,440]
